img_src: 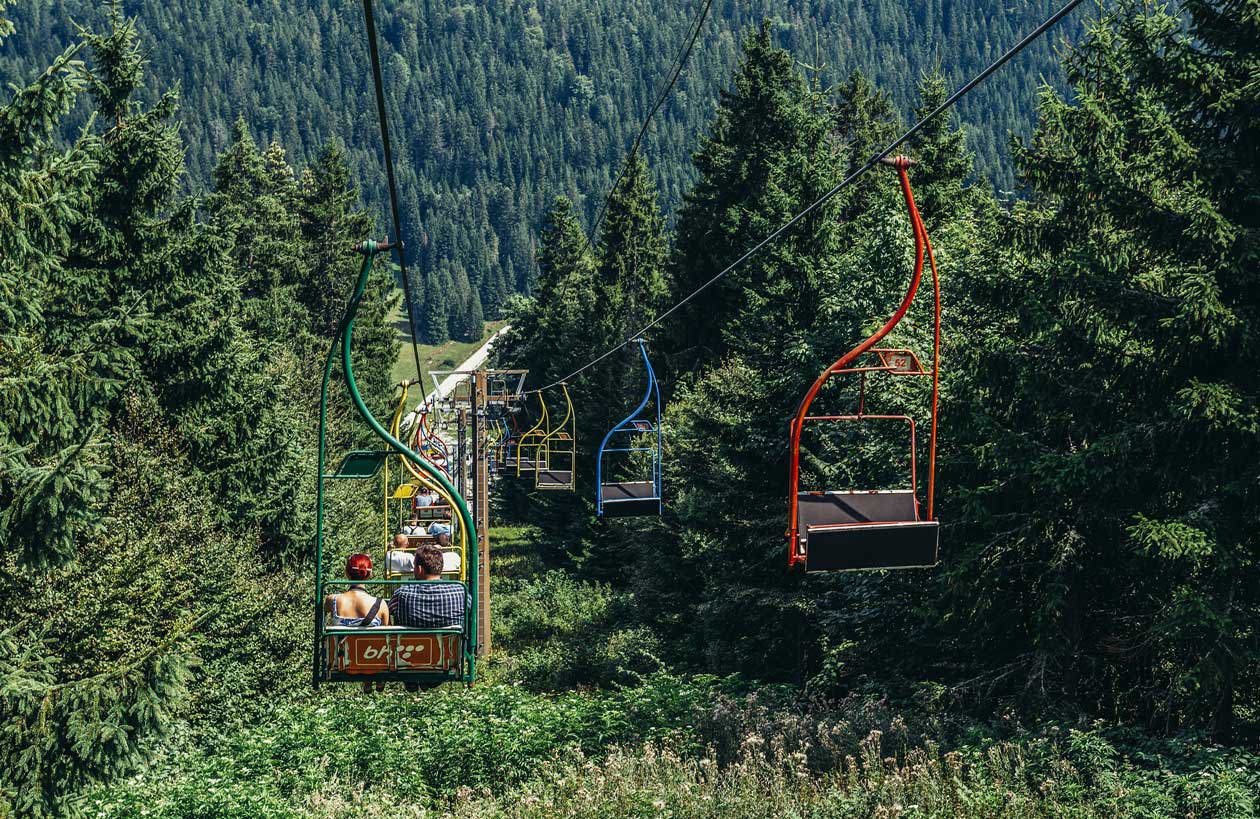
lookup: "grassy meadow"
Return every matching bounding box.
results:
[388,294,507,387]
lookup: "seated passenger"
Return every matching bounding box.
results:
[324,554,390,627]
[388,533,413,575]
[389,544,469,629]
[413,489,443,510]
[325,554,390,693]
[388,526,463,572]
[427,520,452,546]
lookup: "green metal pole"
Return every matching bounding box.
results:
[339,243,480,681]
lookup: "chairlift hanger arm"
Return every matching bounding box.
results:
[596,341,658,453]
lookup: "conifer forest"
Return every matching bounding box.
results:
[2,0,1258,815]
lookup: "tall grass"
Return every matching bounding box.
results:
[88,676,1257,818]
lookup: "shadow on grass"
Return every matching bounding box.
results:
[488,525,549,584]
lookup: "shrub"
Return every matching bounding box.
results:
[493,571,663,690]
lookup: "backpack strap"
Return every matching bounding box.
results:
[357,596,383,627]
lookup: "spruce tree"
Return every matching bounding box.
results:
[492,197,607,530]
[297,141,375,338]
[1,7,401,812]
[0,13,106,571]
[669,24,848,379]
[0,11,199,812]
[622,27,852,672]
[422,267,452,345]
[596,152,669,333]
[461,287,486,342]
[832,70,899,179]
[907,72,977,222]
[944,0,1260,740]
[495,196,601,384]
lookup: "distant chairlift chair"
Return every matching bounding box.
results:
[536,383,576,491]
[514,392,548,477]
[596,339,663,517]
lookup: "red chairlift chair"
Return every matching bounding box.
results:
[787,156,942,572]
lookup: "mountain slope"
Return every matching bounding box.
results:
[1,0,1073,340]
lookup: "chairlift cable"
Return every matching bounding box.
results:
[362,0,424,382]
[525,0,1088,395]
[581,0,716,253]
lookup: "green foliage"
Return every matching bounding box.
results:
[0,36,112,571]
[937,0,1260,742]
[670,23,848,376]
[0,9,396,813]
[495,570,663,690]
[0,622,199,818]
[596,153,670,331]
[496,198,603,387]
[88,673,742,817]
[85,681,1260,818]
[0,0,1074,340]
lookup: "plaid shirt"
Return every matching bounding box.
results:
[389,582,469,628]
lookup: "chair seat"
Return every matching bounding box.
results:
[797,491,938,571]
[538,470,573,488]
[326,450,389,479]
[797,490,918,526]
[600,481,661,517]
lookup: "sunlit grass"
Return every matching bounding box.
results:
[387,292,506,386]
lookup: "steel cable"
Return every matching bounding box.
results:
[361,0,424,381]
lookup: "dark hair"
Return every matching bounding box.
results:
[415,544,444,577]
[346,553,373,581]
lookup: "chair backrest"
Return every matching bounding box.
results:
[326,630,462,674]
[797,490,919,529]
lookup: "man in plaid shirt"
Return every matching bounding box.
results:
[389,544,469,628]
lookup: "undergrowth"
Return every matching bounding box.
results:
[87,680,1258,818]
[84,527,1259,818]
